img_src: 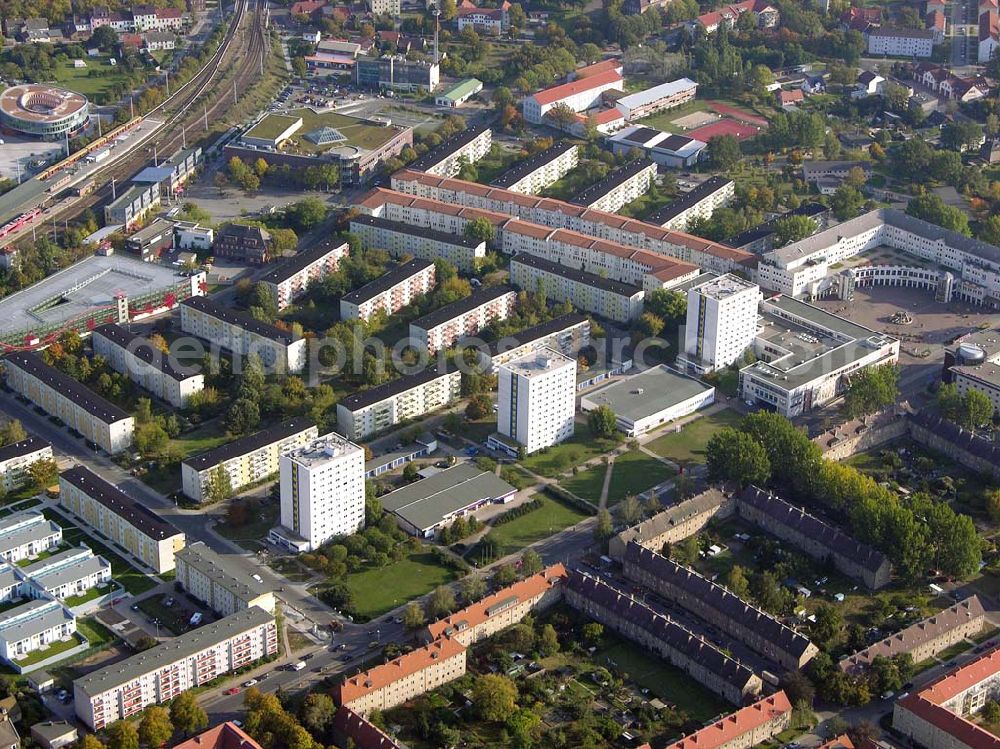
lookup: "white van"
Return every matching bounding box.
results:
[291,661,306,671]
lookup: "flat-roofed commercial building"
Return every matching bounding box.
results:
[19,547,112,602]
[337,636,467,716]
[424,564,567,646]
[495,347,576,455]
[259,239,349,311]
[340,258,436,321]
[409,285,516,354]
[646,177,735,231]
[73,606,277,730]
[104,184,161,230]
[92,324,204,408]
[480,312,590,371]
[174,542,275,617]
[434,78,483,108]
[840,596,985,674]
[408,123,492,177]
[3,352,135,455]
[349,214,486,273]
[380,462,517,538]
[180,417,318,503]
[510,253,644,323]
[0,512,62,565]
[0,436,52,493]
[58,467,186,574]
[580,365,715,437]
[569,159,656,213]
[336,365,460,442]
[491,142,579,195]
[0,599,76,668]
[179,297,307,374]
[124,218,175,262]
[614,78,698,120]
[658,692,793,749]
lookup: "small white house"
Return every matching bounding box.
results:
[72,59,87,68]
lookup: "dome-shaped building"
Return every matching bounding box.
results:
[0,84,89,140]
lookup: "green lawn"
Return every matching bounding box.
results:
[636,99,714,133]
[171,422,230,457]
[14,634,84,667]
[518,433,621,478]
[605,451,676,505]
[76,617,116,649]
[48,56,135,100]
[485,495,589,557]
[64,584,114,608]
[138,594,189,636]
[341,552,459,620]
[645,409,742,466]
[560,464,608,505]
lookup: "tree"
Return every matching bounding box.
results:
[520,549,543,576]
[80,736,106,749]
[285,197,328,232]
[726,565,751,599]
[92,25,119,50]
[170,691,208,736]
[403,601,425,630]
[773,215,817,246]
[105,721,139,749]
[582,622,604,645]
[831,185,864,220]
[138,706,173,748]
[708,134,741,170]
[906,193,971,235]
[812,603,845,648]
[461,575,487,603]
[937,382,962,421]
[425,585,457,619]
[226,397,260,435]
[0,420,26,446]
[594,509,614,544]
[706,428,771,487]
[291,56,307,78]
[402,462,420,482]
[28,458,59,491]
[537,623,560,656]
[983,700,1000,725]
[464,217,496,245]
[957,390,994,431]
[204,464,234,504]
[473,674,518,722]
[301,693,337,735]
[617,495,643,526]
[507,707,540,748]
[782,670,816,706]
[986,488,1000,523]
[844,364,898,418]
[465,393,493,421]
[588,405,617,438]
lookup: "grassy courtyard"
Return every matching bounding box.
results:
[341,551,460,620]
[64,583,114,608]
[485,495,589,557]
[518,433,621,478]
[605,450,676,504]
[560,464,608,505]
[48,56,136,99]
[14,634,84,667]
[645,409,742,466]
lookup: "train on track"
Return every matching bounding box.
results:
[0,208,43,241]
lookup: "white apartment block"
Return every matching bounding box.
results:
[350,214,487,273]
[614,78,698,120]
[180,418,318,503]
[340,258,436,321]
[647,177,736,231]
[497,348,576,454]
[20,547,112,602]
[3,352,135,455]
[0,513,62,565]
[0,437,52,493]
[367,0,400,15]
[74,607,277,730]
[274,433,366,552]
[482,313,591,372]
[867,28,935,57]
[408,124,492,177]
[409,285,517,354]
[952,364,1000,414]
[679,274,763,374]
[336,365,461,441]
[0,599,76,667]
[522,68,623,124]
[492,142,579,195]
[510,254,644,323]
[179,297,307,374]
[173,222,214,251]
[260,239,349,311]
[174,542,275,617]
[58,467,186,574]
[92,324,204,408]
[570,159,657,213]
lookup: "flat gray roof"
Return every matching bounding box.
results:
[381,463,516,532]
[0,600,72,646]
[0,513,61,556]
[583,365,713,424]
[74,606,274,698]
[176,542,271,601]
[22,548,109,592]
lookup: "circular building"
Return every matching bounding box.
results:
[0,84,89,140]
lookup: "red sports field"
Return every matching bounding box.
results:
[707,101,769,127]
[688,118,761,142]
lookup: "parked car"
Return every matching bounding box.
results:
[224,687,240,695]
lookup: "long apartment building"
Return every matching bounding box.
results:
[180,417,318,503]
[841,596,985,675]
[564,570,762,705]
[175,542,275,618]
[522,67,623,124]
[0,598,77,668]
[480,312,590,371]
[424,564,567,646]
[647,176,736,231]
[92,324,204,408]
[894,649,1000,749]
[658,692,793,749]
[0,436,52,493]
[622,543,818,671]
[510,253,644,323]
[336,364,460,441]
[407,123,492,177]
[349,214,486,273]
[58,466,186,574]
[613,78,698,120]
[0,512,62,565]
[387,169,755,275]
[3,352,135,455]
[339,258,436,321]
[491,142,579,195]
[179,297,307,374]
[19,547,112,602]
[259,239,349,311]
[74,606,277,730]
[337,636,467,716]
[409,285,516,354]
[569,159,657,213]
[610,488,729,559]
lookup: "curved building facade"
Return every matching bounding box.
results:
[0,85,89,140]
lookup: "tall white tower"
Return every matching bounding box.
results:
[498,347,576,455]
[680,274,762,375]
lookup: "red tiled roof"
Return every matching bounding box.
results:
[156,7,182,18]
[981,10,999,41]
[574,59,623,78]
[927,10,946,29]
[338,637,466,705]
[575,107,626,125]
[291,0,326,13]
[172,723,263,749]
[333,706,403,749]
[777,89,805,104]
[531,69,623,106]
[667,692,793,749]
[818,735,855,749]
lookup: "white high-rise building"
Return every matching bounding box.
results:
[273,434,366,553]
[497,348,576,455]
[680,274,762,374]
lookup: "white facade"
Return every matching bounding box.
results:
[498,348,576,454]
[411,125,492,178]
[522,70,623,124]
[350,215,486,273]
[19,548,112,601]
[174,542,275,617]
[0,513,62,566]
[0,438,53,493]
[261,240,349,311]
[409,288,518,354]
[867,29,935,57]
[650,177,736,231]
[339,259,436,321]
[173,222,214,251]
[367,0,400,14]
[614,78,698,120]
[680,274,763,374]
[0,600,76,666]
[278,434,366,552]
[494,143,579,195]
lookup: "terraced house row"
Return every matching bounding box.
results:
[0,436,52,493]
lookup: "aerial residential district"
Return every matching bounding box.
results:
[0,1,999,749]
